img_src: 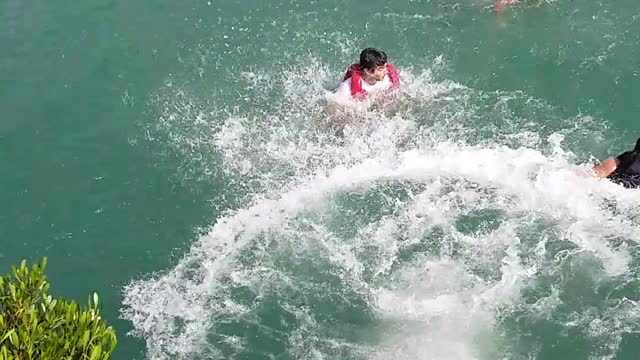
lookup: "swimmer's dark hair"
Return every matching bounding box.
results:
[359,48,388,72]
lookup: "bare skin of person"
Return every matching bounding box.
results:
[495,0,519,15]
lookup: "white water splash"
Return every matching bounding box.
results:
[123,57,640,360]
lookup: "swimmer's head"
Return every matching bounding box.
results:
[359,48,389,83]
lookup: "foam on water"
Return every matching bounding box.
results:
[122,57,640,359]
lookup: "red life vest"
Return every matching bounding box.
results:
[342,63,400,99]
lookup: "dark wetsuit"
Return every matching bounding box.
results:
[607,138,640,189]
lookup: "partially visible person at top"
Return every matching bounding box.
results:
[593,137,640,188]
[495,0,519,15]
[333,48,400,101]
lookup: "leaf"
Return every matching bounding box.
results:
[9,331,18,346]
[93,292,99,308]
[81,330,91,349]
[90,344,102,360]
[0,329,15,344]
[8,283,15,300]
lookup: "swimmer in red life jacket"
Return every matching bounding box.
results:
[333,48,400,101]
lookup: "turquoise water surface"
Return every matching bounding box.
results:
[3,0,640,359]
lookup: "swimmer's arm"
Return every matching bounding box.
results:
[325,79,352,118]
[592,157,619,178]
[323,96,351,126]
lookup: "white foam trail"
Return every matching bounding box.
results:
[372,259,494,360]
[121,157,394,359]
[123,139,638,359]
[127,58,640,359]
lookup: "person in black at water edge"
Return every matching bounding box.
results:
[593,137,640,188]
